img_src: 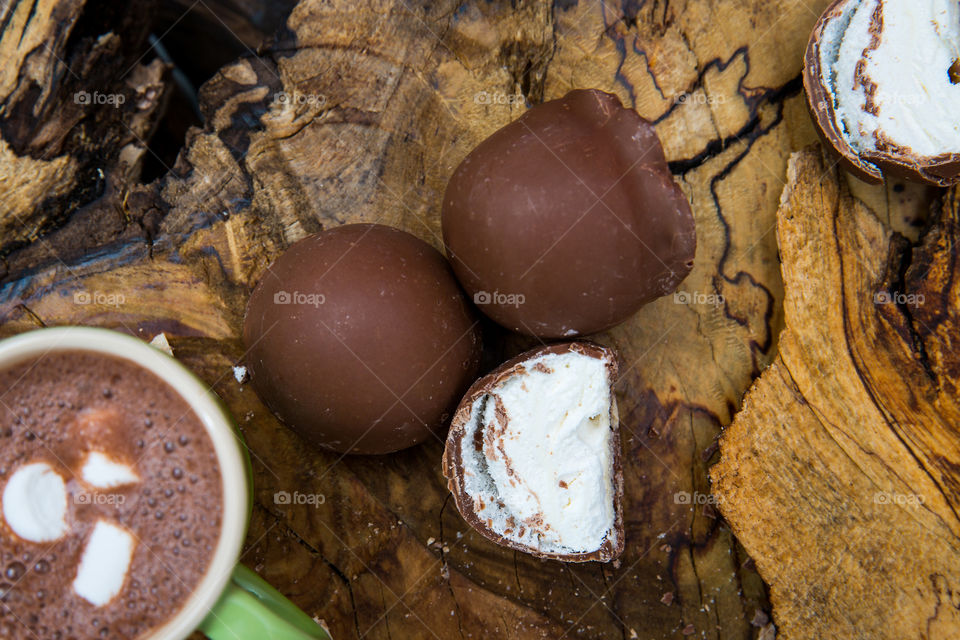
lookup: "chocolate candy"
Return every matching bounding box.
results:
[243,224,482,455]
[804,0,960,186]
[442,89,696,338]
[442,341,623,562]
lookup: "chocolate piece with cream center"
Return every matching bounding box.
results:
[804,0,960,185]
[442,342,623,562]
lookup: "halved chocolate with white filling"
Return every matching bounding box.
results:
[804,0,960,185]
[442,342,623,562]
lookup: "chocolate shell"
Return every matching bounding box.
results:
[442,342,624,562]
[442,88,696,338]
[243,224,482,455]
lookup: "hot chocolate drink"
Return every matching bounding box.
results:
[0,351,224,639]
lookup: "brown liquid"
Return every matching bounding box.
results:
[0,351,223,639]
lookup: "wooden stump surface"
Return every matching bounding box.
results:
[711,151,960,640]
[0,0,949,638]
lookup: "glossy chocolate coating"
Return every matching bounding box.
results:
[243,224,482,455]
[442,89,696,338]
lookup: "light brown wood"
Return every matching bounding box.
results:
[712,148,960,640]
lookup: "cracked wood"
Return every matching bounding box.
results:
[711,149,960,640]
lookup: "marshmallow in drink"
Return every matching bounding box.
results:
[2,462,69,543]
[72,520,137,606]
[80,451,139,488]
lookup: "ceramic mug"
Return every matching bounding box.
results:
[0,327,330,640]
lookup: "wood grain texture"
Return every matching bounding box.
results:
[711,149,960,640]
[0,0,944,638]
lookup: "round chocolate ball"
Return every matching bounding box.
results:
[243,224,482,455]
[442,89,696,338]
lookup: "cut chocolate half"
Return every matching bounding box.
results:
[804,0,960,185]
[442,342,623,562]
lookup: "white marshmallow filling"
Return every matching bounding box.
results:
[459,351,616,554]
[821,0,960,160]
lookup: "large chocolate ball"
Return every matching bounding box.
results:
[442,89,696,338]
[243,224,482,455]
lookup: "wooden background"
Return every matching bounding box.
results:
[0,0,954,638]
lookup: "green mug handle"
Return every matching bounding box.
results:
[199,565,332,639]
